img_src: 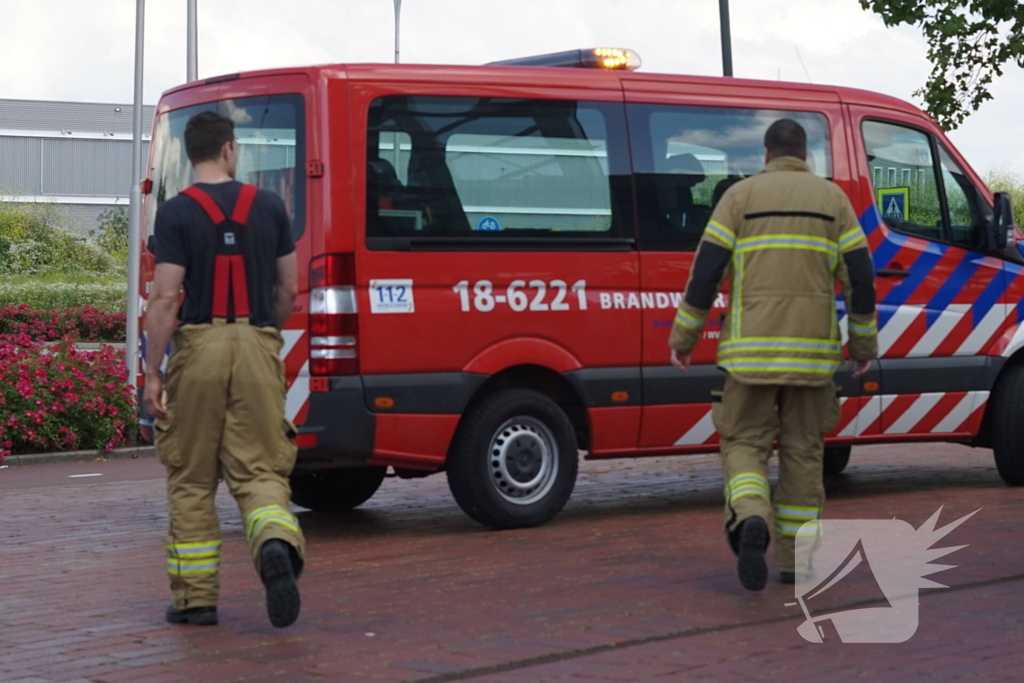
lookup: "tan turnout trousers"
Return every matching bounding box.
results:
[155,319,305,610]
[713,375,840,572]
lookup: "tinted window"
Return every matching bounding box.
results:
[938,145,980,247]
[146,94,306,240]
[863,120,942,241]
[627,104,833,251]
[366,96,631,246]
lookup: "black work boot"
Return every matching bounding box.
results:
[735,517,769,591]
[260,540,301,628]
[165,604,218,626]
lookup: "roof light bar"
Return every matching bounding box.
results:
[487,47,641,71]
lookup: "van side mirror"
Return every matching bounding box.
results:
[990,191,1015,251]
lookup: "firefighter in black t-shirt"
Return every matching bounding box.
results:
[144,111,303,628]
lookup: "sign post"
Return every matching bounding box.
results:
[126,0,145,390]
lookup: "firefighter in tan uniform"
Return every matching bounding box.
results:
[669,120,878,591]
[144,111,304,626]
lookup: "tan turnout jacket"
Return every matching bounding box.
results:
[669,156,878,386]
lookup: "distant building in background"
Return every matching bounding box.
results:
[0,98,156,240]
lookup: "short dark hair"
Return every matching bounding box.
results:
[184,110,235,164]
[764,119,807,159]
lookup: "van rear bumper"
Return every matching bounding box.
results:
[295,376,376,467]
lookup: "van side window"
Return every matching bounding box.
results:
[365,97,631,246]
[863,120,982,249]
[626,104,833,251]
[938,145,980,247]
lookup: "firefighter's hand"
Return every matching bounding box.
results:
[144,374,167,421]
[670,350,691,373]
[849,359,871,379]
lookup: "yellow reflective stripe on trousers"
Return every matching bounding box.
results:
[167,557,220,575]
[775,520,821,537]
[775,504,820,519]
[849,319,877,336]
[245,505,299,542]
[165,541,221,558]
[728,472,769,503]
[705,220,736,249]
[675,308,706,331]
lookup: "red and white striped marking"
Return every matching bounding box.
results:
[281,329,309,424]
[673,409,717,446]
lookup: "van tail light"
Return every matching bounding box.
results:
[309,253,359,376]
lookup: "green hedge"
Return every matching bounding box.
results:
[0,279,127,313]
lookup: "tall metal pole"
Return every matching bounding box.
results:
[719,0,733,77]
[393,0,402,64]
[187,0,198,82]
[126,0,145,387]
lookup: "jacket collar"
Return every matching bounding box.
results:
[760,156,811,174]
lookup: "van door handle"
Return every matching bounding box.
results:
[876,268,911,277]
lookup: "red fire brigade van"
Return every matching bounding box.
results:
[139,48,1022,529]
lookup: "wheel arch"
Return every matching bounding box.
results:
[974,350,1024,448]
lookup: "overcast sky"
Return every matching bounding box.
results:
[2,0,1021,178]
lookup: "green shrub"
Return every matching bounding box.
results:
[0,277,126,313]
[94,206,129,266]
[0,201,115,277]
[985,169,1024,229]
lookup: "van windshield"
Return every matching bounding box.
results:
[145,93,305,240]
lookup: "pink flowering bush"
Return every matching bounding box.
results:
[0,304,125,342]
[0,335,137,461]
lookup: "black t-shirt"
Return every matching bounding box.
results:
[154,181,295,328]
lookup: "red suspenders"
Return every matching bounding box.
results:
[180,184,259,320]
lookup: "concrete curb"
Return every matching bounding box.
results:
[3,446,155,468]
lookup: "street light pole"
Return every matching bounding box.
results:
[126,0,145,388]
[187,0,198,82]
[394,0,402,64]
[719,0,733,77]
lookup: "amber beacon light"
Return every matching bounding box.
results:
[487,48,642,71]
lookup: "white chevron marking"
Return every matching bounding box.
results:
[885,392,944,434]
[909,304,969,357]
[674,410,716,446]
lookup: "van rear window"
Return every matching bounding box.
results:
[146,94,306,241]
[365,96,632,247]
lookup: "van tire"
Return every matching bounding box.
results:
[447,389,578,529]
[991,365,1024,486]
[823,446,851,475]
[289,467,387,512]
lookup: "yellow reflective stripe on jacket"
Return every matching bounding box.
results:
[719,338,841,355]
[735,234,838,256]
[849,319,877,336]
[719,357,841,374]
[165,541,221,558]
[674,308,706,331]
[705,220,736,249]
[728,472,769,503]
[245,505,299,542]
[839,227,867,252]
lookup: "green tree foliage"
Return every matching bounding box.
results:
[861,1,1024,130]
[0,202,112,276]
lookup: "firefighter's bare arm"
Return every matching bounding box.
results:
[668,190,739,364]
[144,262,186,421]
[835,196,878,376]
[274,252,299,330]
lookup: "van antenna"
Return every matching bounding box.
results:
[794,46,812,83]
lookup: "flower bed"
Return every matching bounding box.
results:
[0,335,137,461]
[0,304,125,342]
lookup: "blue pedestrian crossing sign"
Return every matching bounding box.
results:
[877,187,910,221]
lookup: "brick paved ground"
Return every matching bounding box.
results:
[0,443,1021,682]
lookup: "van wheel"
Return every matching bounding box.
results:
[447,389,578,529]
[991,365,1024,486]
[823,446,851,475]
[289,467,387,511]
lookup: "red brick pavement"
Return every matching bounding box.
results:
[0,443,1021,682]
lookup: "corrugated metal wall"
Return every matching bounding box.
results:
[0,136,41,194]
[0,99,154,134]
[41,139,148,196]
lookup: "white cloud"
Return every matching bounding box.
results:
[0,0,1020,175]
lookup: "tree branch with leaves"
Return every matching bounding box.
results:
[862,0,1024,130]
